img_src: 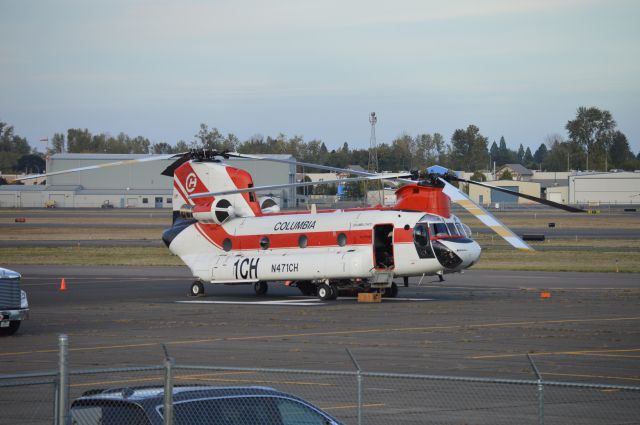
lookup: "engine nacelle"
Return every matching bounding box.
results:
[180,199,236,224]
[259,196,280,213]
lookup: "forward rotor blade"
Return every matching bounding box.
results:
[189,173,411,199]
[15,153,184,181]
[451,177,585,213]
[439,178,533,251]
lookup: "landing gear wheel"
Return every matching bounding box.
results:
[438,273,445,282]
[0,321,20,336]
[318,284,333,301]
[190,281,205,297]
[254,281,268,296]
[329,283,339,300]
[383,282,398,298]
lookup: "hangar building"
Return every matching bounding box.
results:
[0,153,296,209]
[569,171,640,204]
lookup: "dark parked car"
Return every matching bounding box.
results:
[70,385,342,425]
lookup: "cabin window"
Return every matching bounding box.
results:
[248,184,256,202]
[429,222,449,237]
[413,224,430,247]
[337,233,347,247]
[222,238,232,252]
[298,235,308,248]
[142,198,148,204]
[260,236,270,250]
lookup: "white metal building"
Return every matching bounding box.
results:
[569,171,640,205]
[0,153,296,208]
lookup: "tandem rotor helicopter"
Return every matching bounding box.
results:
[19,149,584,300]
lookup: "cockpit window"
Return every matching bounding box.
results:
[455,223,467,237]
[413,224,430,247]
[429,222,449,237]
[413,223,434,259]
[445,223,459,236]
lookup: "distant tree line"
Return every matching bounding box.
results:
[1,107,639,180]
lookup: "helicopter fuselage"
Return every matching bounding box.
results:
[166,208,481,285]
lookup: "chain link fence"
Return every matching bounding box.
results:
[1,336,639,424]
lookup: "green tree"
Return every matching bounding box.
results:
[517,144,525,163]
[51,133,65,154]
[523,147,534,167]
[499,169,513,180]
[195,124,224,150]
[174,140,190,153]
[566,106,616,170]
[152,142,174,154]
[67,128,93,152]
[533,143,548,165]
[489,141,499,163]
[0,122,31,172]
[470,170,487,182]
[609,131,633,169]
[391,133,415,171]
[15,154,45,174]
[449,125,489,171]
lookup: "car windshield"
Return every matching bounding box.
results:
[167,396,333,425]
[71,402,151,425]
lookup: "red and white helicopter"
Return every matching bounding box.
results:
[19,150,583,300]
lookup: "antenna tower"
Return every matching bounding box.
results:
[368,112,378,173]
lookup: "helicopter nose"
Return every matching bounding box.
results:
[454,239,482,268]
[435,239,482,270]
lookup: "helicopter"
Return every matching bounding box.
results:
[18,149,584,300]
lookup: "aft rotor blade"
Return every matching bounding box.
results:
[15,153,184,181]
[451,177,585,213]
[439,178,533,251]
[189,173,411,199]
[227,152,379,177]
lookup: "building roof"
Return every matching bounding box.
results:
[0,185,46,192]
[533,179,569,188]
[501,164,533,176]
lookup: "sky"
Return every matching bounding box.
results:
[1,0,639,154]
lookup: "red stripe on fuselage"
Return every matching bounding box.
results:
[197,223,377,251]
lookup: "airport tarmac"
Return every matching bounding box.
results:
[2,265,639,388]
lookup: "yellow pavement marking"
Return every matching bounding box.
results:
[71,371,253,388]
[3,316,639,358]
[541,372,640,383]
[471,348,640,360]
[71,371,333,389]
[322,403,386,411]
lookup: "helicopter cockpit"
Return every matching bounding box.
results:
[413,214,480,270]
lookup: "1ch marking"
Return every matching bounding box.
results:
[234,258,260,280]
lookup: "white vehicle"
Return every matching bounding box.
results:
[0,268,29,336]
[18,151,584,300]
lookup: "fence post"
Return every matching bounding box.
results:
[346,349,362,425]
[527,354,544,425]
[57,334,70,425]
[163,349,174,425]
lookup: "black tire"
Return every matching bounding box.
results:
[190,281,205,297]
[384,282,398,298]
[329,283,339,300]
[318,283,333,301]
[254,281,268,296]
[0,321,20,336]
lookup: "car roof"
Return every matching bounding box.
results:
[74,385,298,403]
